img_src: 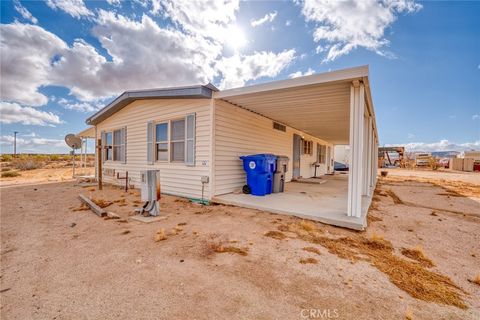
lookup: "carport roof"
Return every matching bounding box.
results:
[214,65,376,145]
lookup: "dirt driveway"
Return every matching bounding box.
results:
[1,174,479,319]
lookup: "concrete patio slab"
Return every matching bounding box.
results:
[213,174,368,230]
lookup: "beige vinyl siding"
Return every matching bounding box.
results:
[96,99,212,200]
[213,99,333,196]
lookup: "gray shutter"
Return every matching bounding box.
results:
[101,131,106,162]
[121,126,127,164]
[185,113,196,166]
[147,121,154,165]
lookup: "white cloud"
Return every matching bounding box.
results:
[1,7,295,106]
[154,0,240,43]
[58,98,101,112]
[0,102,63,126]
[0,22,67,106]
[289,67,315,78]
[46,0,93,19]
[407,133,415,139]
[395,140,480,152]
[216,49,296,89]
[14,0,38,24]
[285,20,291,26]
[106,0,122,5]
[0,135,67,154]
[472,114,479,120]
[301,0,422,61]
[251,11,277,27]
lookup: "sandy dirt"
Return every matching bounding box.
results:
[0,167,94,187]
[1,171,479,319]
[383,168,480,185]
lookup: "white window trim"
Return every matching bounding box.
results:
[104,128,125,162]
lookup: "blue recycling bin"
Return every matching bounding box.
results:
[239,154,277,196]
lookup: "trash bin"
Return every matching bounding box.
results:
[273,155,289,193]
[239,154,277,196]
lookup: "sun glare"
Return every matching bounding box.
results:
[227,26,247,50]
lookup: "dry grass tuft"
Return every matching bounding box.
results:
[401,246,435,268]
[177,222,187,226]
[87,187,96,192]
[120,230,130,235]
[154,229,167,242]
[264,230,287,240]
[299,220,317,232]
[279,224,466,309]
[202,235,249,257]
[72,203,89,211]
[468,274,480,286]
[385,189,404,205]
[368,214,383,224]
[405,307,414,320]
[299,257,318,264]
[302,247,321,255]
[430,211,438,216]
[92,198,113,208]
[215,246,249,256]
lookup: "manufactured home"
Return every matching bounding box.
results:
[82,66,379,230]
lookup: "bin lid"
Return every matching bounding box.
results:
[240,153,277,160]
[276,155,289,160]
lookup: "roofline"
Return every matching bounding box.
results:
[86,84,218,125]
[213,65,369,99]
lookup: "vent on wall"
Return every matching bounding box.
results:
[273,122,286,132]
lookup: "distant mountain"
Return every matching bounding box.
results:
[431,151,460,158]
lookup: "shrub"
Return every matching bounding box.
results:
[1,171,20,178]
[49,154,60,161]
[0,154,13,162]
[12,158,44,170]
[1,167,12,172]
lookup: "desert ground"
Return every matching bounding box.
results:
[1,169,479,319]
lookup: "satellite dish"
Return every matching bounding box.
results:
[65,134,82,149]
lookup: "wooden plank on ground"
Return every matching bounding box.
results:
[79,194,106,217]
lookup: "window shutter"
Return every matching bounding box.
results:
[101,131,106,163]
[185,113,196,166]
[121,126,127,164]
[147,121,154,165]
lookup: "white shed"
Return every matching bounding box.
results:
[85,66,379,230]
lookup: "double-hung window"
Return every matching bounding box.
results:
[149,114,195,165]
[113,129,122,161]
[105,132,113,161]
[155,123,168,161]
[317,143,326,164]
[170,119,185,162]
[102,128,126,162]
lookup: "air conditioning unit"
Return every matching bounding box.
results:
[138,170,160,216]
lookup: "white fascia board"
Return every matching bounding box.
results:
[214,65,369,99]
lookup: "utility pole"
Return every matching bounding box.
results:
[13,131,18,157]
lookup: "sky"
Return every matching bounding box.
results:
[0,0,479,154]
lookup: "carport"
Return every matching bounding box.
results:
[212,66,379,230]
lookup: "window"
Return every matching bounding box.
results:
[171,119,185,162]
[302,139,313,155]
[155,123,168,161]
[113,129,122,161]
[148,115,195,165]
[317,143,326,164]
[273,122,286,132]
[105,132,113,161]
[102,128,126,162]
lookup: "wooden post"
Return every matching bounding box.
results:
[97,138,103,190]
